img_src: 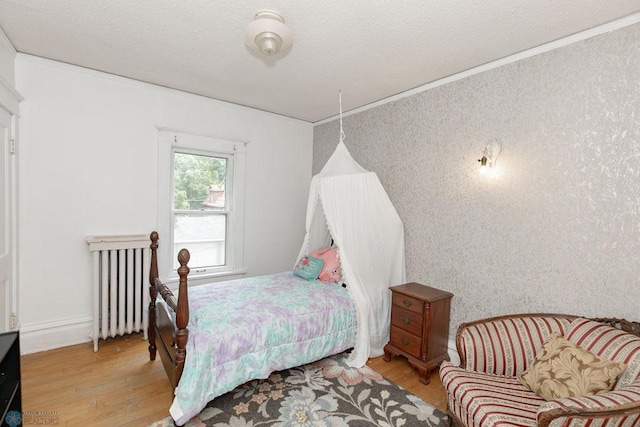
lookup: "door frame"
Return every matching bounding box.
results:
[0,72,23,332]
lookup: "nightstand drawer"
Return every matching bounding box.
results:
[390,326,422,359]
[392,293,424,314]
[391,307,423,337]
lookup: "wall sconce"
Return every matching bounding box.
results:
[478,139,502,174]
[245,10,292,56]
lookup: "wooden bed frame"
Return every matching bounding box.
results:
[147,231,190,388]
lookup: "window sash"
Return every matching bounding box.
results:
[171,211,228,271]
[172,148,232,211]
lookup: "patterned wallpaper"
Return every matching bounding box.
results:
[313,23,640,337]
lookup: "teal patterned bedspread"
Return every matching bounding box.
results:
[169,271,357,425]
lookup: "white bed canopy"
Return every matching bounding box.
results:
[296,140,406,367]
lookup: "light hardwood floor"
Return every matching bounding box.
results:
[21,334,447,426]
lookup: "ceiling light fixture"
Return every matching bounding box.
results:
[245,10,292,56]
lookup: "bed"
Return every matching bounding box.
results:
[147,231,358,425]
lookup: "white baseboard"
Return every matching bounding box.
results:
[447,338,460,366]
[19,316,93,354]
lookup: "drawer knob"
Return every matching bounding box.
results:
[403,300,412,308]
[402,316,411,324]
[402,337,410,346]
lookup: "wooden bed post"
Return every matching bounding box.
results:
[146,232,192,388]
[148,231,159,361]
[174,248,190,386]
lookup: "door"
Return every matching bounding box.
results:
[0,107,14,332]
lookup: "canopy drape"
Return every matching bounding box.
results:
[296,141,406,367]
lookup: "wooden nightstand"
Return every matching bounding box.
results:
[383,282,453,384]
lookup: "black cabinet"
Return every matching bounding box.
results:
[0,332,21,427]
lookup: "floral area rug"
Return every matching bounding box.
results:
[148,352,448,427]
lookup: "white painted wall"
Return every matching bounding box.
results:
[16,55,313,353]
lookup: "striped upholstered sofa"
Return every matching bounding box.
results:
[440,314,640,427]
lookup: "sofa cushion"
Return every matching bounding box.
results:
[518,333,625,400]
[457,315,573,376]
[565,318,640,389]
[440,361,542,427]
[537,378,640,426]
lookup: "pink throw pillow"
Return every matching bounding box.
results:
[309,247,342,283]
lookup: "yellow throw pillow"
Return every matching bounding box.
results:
[518,333,626,400]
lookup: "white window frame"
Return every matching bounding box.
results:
[158,129,247,283]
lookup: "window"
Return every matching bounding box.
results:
[173,151,228,270]
[158,130,246,281]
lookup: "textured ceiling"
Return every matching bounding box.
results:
[1,1,639,122]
